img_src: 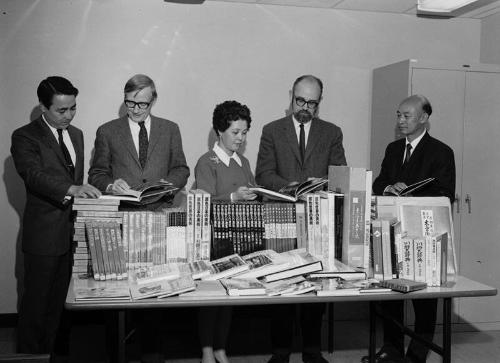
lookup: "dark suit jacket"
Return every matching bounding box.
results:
[372,132,455,201]
[88,115,189,191]
[255,115,346,191]
[11,117,84,256]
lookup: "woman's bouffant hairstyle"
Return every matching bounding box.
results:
[212,100,251,136]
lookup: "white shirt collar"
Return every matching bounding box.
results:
[128,115,151,128]
[213,142,242,167]
[407,129,426,151]
[292,115,312,146]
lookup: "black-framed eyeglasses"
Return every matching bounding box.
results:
[124,100,151,110]
[294,96,319,109]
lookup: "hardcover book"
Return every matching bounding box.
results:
[220,278,267,296]
[385,177,435,197]
[249,177,327,202]
[99,180,178,204]
[261,248,323,283]
[201,254,250,281]
[235,249,291,279]
[379,278,428,293]
[307,258,366,281]
[130,275,195,300]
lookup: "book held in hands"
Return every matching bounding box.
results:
[385,178,435,197]
[249,177,328,202]
[99,180,178,204]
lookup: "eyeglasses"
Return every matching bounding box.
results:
[124,100,152,110]
[294,96,319,109]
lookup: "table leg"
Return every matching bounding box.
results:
[369,301,376,363]
[442,298,452,363]
[328,302,334,354]
[117,310,126,363]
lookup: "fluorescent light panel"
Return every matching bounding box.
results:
[417,0,478,12]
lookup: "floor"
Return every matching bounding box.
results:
[1,308,500,363]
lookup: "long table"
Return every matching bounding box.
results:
[65,275,496,363]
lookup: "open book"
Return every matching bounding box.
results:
[249,177,328,202]
[100,180,178,204]
[385,177,434,197]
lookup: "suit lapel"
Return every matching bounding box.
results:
[147,116,160,161]
[283,116,302,165]
[36,118,72,175]
[119,117,142,169]
[304,118,322,164]
[68,126,83,182]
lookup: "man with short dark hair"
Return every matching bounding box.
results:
[89,74,189,206]
[11,76,101,359]
[256,75,346,363]
[365,95,455,363]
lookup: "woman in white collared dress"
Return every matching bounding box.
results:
[194,100,257,363]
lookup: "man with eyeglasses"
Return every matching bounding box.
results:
[89,74,189,207]
[89,75,189,363]
[366,95,455,363]
[256,75,346,363]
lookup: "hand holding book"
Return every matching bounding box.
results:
[384,177,434,197]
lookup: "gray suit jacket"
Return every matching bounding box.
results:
[255,115,347,191]
[88,115,189,191]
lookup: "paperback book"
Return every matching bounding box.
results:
[249,177,327,202]
[130,275,195,300]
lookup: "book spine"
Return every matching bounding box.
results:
[371,220,383,281]
[381,219,392,281]
[85,223,100,280]
[186,193,195,262]
[193,191,203,261]
[401,236,414,280]
[413,237,426,283]
[363,171,373,273]
[201,192,211,260]
[122,211,129,272]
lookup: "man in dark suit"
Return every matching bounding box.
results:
[365,95,455,363]
[256,75,347,363]
[88,74,189,207]
[11,77,101,360]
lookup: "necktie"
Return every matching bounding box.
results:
[57,129,75,177]
[403,143,412,166]
[138,121,148,169]
[299,123,305,162]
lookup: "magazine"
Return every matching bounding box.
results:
[100,180,178,204]
[249,177,327,202]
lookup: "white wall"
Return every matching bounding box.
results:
[0,0,480,313]
[481,12,500,63]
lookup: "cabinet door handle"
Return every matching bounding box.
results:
[455,194,460,213]
[465,194,472,214]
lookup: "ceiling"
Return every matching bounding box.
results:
[206,0,500,18]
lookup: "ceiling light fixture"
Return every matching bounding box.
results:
[417,0,478,12]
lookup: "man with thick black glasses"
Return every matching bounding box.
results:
[256,75,346,363]
[89,74,189,207]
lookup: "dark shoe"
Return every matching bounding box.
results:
[268,353,290,363]
[361,347,405,363]
[302,352,329,363]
